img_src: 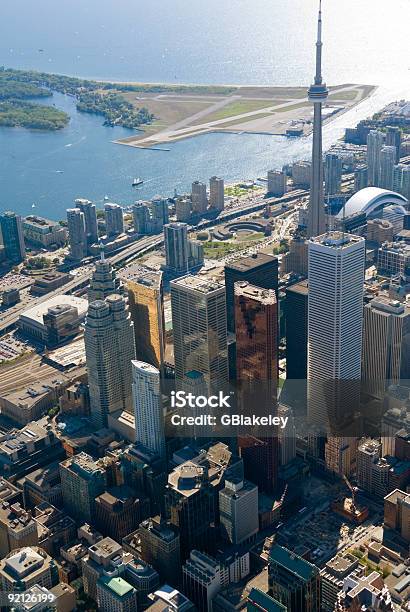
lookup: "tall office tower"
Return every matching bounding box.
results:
[235,283,278,384]
[362,296,410,400]
[182,550,222,612]
[209,176,225,210]
[171,275,228,389]
[285,279,308,380]
[104,202,124,236]
[268,545,321,612]
[127,270,165,369]
[85,294,136,428]
[386,126,401,163]
[165,463,217,560]
[75,198,98,246]
[219,478,258,545]
[191,181,208,214]
[235,282,278,492]
[278,404,296,466]
[0,211,25,264]
[324,153,342,196]
[367,130,385,186]
[354,164,368,192]
[306,3,328,238]
[95,488,141,543]
[0,547,59,593]
[132,360,165,458]
[307,233,365,474]
[164,222,189,275]
[139,516,181,586]
[59,453,107,522]
[66,207,87,261]
[133,201,149,234]
[379,145,397,190]
[267,170,287,197]
[224,253,278,333]
[356,439,382,494]
[88,247,122,302]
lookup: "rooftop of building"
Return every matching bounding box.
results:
[99,575,134,598]
[60,451,104,476]
[225,252,277,273]
[309,231,364,249]
[132,359,160,375]
[0,478,21,503]
[368,296,408,315]
[2,547,48,579]
[23,215,60,228]
[378,241,410,253]
[0,501,34,533]
[384,488,410,505]
[269,544,318,581]
[358,438,381,454]
[140,516,178,542]
[322,553,358,576]
[234,281,277,305]
[89,536,122,559]
[170,274,224,294]
[285,278,309,295]
[247,588,286,612]
[20,295,88,327]
[122,267,162,289]
[0,418,53,459]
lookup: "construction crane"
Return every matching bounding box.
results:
[342,475,357,512]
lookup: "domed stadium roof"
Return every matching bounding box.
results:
[337,187,408,219]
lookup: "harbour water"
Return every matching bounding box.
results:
[0,0,409,219]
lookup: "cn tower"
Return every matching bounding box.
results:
[307,0,328,238]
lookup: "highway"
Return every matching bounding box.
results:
[0,188,309,335]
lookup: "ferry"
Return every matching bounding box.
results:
[132,178,143,187]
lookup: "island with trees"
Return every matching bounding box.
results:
[0,67,154,130]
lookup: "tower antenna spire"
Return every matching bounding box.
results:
[306,0,328,239]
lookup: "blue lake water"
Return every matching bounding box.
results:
[0,0,409,219]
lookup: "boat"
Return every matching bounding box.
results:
[132,178,143,187]
[103,195,109,201]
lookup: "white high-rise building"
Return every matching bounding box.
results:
[379,146,397,190]
[104,203,124,236]
[209,176,224,210]
[67,208,87,261]
[367,130,385,187]
[132,360,165,458]
[85,295,136,428]
[307,232,365,475]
